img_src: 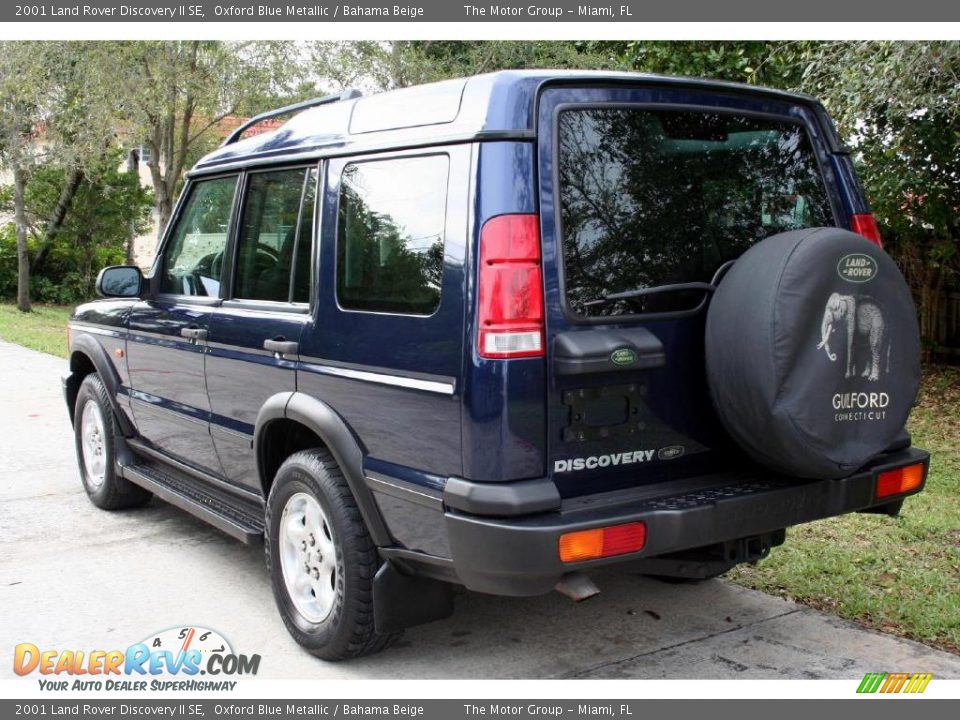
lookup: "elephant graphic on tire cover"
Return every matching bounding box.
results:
[816,292,890,381]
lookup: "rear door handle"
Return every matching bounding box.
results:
[180,326,207,341]
[553,327,665,376]
[263,339,299,355]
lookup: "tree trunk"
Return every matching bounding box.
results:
[390,42,409,88]
[126,148,140,265]
[13,164,31,313]
[156,190,173,240]
[31,166,84,274]
[147,152,173,241]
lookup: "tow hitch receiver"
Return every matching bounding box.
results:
[624,530,787,580]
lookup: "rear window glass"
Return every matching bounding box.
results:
[557,107,834,317]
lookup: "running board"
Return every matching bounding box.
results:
[120,463,265,544]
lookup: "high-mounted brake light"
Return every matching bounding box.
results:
[477,214,544,359]
[876,462,925,500]
[558,522,646,563]
[851,213,883,246]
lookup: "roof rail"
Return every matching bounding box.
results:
[221,88,363,146]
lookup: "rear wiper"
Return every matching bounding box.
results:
[582,281,716,308]
[582,260,738,308]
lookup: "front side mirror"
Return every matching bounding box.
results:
[96,265,143,298]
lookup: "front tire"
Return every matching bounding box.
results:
[265,449,396,660]
[73,374,151,510]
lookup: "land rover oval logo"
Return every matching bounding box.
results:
[838,253,878,283]
[610,347,637,366]
[658,445,685,461]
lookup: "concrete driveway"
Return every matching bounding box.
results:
[1,338,958,680]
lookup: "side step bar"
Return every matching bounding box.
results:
[120,463,265,544]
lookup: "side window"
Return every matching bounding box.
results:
[234,167,317,303]
[293,170,317,304]
[336,155,448,315]
[160,176,238,296]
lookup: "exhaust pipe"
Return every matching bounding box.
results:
[554,572,600,602]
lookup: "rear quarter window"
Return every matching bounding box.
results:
[336,155,449,315]
[557,106,834,317]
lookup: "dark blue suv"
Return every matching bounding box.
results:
[64,71,929,660]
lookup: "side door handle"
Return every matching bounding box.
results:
[263,338,299,355]
[180,326,208,341]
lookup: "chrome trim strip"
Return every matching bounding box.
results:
[365,474,443,510]
[68,323,122,338]
[300,362,455,396]
[209,423,253,442]
[129,394,208,426]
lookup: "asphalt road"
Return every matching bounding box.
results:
[2,338,959,680]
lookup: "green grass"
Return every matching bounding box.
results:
[730,365,960,654]
[0,303,72,358]
[1,300,957,652]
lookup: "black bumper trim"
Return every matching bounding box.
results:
[444,475,561,516]
[444,447,929,596]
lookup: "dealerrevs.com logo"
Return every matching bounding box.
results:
[13,626,260,691]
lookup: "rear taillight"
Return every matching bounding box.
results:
[477,214,544,359]
[558,522,647,563]
[876,462,925,500]
[851,213,883,246]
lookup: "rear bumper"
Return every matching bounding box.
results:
[444,447,929,595]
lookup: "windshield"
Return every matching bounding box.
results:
[557,106,834,317]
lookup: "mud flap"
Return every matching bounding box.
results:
[373,561,454,634]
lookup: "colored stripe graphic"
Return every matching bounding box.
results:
[857,672,931,694]
[856,673,885,693]
[908,673,933,693]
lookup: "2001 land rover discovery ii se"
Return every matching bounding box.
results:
[64,71,928,660]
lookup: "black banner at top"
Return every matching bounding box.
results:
[4,0,960,22]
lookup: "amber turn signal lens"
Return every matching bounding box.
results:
[558,522,646,563]
[876,463,925,499]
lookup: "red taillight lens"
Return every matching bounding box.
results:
[876,463,925,499]
[558,522,647,563]
[477,214,544,359]
[851,213,883,246]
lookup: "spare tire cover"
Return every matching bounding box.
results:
[705,227,920,479]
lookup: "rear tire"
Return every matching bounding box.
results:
[265,449,397,660]
[73,374,151,510]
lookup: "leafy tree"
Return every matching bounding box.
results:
[0,150,153,304]
[107,41,305,236]
[796,41,960,349]
[0,42,120,311]
[233,77,330,117]
[312,41,798,91]
[310,41,625,91]
[0,43,50,312]
[621,41,802,87]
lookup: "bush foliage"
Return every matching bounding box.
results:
[0,152,152,304]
